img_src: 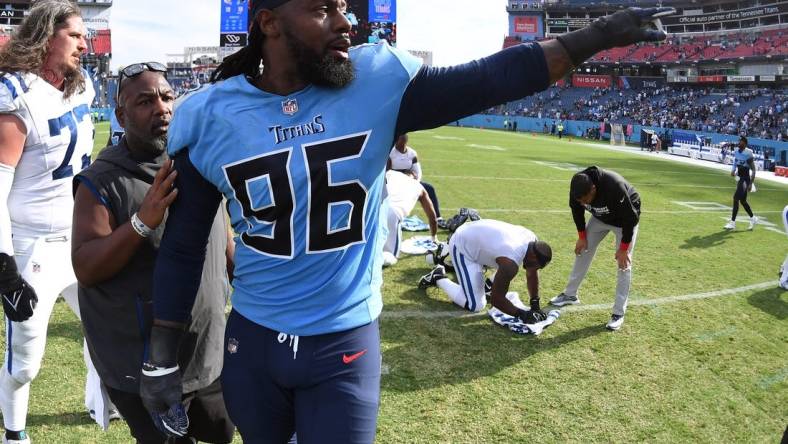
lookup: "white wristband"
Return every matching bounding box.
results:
[130,212,153,238]
[141,364,179,377]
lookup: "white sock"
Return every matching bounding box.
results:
[436,278,467,309]
[0,370,30,432]
[781,255,788,287]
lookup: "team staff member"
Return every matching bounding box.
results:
[388,133,443,225]
[71,66,234,444]
[139,0,674,441]
[0,2,115,441]
[723,136,758,231]
[550,166,641,331]
[418,219,552,324]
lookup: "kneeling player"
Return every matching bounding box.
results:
[419,219,552,324]
[382,170,438,265]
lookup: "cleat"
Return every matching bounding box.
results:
[484,278,493,297]
[418,265,446,289]
[723,220,736,230]
[2,431,30,444]
[549,292,580,306]
[748,216,759,231]
[606,314,624,331]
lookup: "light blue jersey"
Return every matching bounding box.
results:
[732,147,754,178]
[167,43,422,335]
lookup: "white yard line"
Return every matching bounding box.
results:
[381,281,778,319]
[429,174,784,192]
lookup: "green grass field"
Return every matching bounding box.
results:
[3,123,786,443]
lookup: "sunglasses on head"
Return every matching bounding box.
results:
[116,62,168,102]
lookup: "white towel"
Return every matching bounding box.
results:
[488,292,560,335]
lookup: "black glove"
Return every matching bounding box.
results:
[140,325,188,438]
[517,308,547,325]
[556,7,674,66]
[0,253,38,322]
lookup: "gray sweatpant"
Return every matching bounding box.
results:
[563,216,639,316]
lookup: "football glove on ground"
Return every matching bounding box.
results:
[0,253,38,322]
[517,308,547,325]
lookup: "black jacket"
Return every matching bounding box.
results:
[570,166,641,244]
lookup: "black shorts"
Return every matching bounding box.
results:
[106,378,234,444]
[221,309,381,444]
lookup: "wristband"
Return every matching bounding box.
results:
[619,242,630,252]
[578,230,587,240]
[131,212,154,238]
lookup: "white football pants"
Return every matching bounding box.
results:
[781,205,788,289]
[1,231,113,432]
[435,235,488,313]
[383,206,404,258]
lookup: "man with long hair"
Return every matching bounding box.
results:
[140,1,674,442]
[0,1,113,442]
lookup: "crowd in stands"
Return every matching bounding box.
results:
[590,29,788,63]
[492,85,788,142]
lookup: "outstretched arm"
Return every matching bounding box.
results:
[395,7,672,135]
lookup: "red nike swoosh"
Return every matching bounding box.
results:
[342,349,367,364]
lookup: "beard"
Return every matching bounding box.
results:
[284,29,355,89]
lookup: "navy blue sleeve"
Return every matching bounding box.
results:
[153,150,222,323]
[395,43,550,135]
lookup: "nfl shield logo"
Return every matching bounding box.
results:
[32,262,41,273]
[282,98,298,116]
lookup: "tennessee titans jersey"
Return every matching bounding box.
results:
[168,43,422,335]
[732,148,754,178]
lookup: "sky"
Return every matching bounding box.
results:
[110,0,509,71]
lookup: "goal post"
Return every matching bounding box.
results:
[610,124,626,146]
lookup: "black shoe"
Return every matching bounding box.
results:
[418,265,446,289]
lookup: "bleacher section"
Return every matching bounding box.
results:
[589,29,788,63]
[495,86,788,142]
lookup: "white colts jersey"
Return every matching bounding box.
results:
[453,219,536,268]
[385,170,423,219]
[0,71,95,235]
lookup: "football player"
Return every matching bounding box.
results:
[388,133,443,224]
[724,136,758,231]
[780,205,788,291]
[418,219,552,323]
[0,1,113,442]
[139,1,673,442]
[382,170,437,266]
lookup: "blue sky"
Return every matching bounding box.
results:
[110,0,508,70]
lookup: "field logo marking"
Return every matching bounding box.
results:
[718,216,785,234]
[673,201,730,211]
[533,161,583,171]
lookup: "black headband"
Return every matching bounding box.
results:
[251,0,293,17]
